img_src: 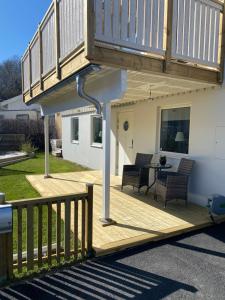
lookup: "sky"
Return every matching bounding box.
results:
[0,0,52,63]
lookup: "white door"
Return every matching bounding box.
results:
[118,111,134,175]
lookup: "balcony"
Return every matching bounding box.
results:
[22,0,224,103]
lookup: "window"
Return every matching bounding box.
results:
[92,116,102,145]
[160,107,190,154]
[0,115,4,120]
[16,114,29,120]
[71,117,79,142]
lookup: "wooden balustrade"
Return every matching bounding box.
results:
[4,184,94,277]
[21,0,84,94]
[95,0,166,56]
[171,0,223,68]
[21,0,225,103]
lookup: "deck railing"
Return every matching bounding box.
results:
[21,0,224,96]
[22,0,84,93]
[1,184,93,279]
[172,0,223,68]
[95,0,166,56]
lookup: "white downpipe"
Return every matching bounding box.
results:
[44,115,50,178]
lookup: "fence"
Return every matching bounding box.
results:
[0,184,94,280]
[0,134,25,151]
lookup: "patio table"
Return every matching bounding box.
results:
[145,163,172,198]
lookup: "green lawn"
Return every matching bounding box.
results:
[0,153,87,255]
[0,152,87,201]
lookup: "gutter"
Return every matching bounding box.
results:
[26,64,102,115]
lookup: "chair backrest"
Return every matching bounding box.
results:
[135,153,153,168]
[178,158,195,176]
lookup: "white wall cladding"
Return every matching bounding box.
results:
[62,86,225,206]
[172,0,222,67]
[42,9,56,75]
[23,55,30,92]
[59,0,84,60]
[95,0,166,55]
[31,38,40,85]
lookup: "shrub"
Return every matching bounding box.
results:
[21,142,38,154]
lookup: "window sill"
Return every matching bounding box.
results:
[71,140,79,144]
[91,143,103,149]
[158,151,190,159]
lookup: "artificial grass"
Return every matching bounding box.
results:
[0,153,87,253]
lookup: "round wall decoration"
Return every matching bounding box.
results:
[123,121,129,131]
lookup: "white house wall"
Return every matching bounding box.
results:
[62,86,225,206]
[62,109,117,173]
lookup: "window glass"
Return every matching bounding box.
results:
[160,107,190,154]
[92,116,102,144]
[71,117,79,142]
[0,115,4,120]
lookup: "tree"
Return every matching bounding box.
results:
[0,56,22,101]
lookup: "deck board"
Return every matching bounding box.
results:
[27,170,214,255]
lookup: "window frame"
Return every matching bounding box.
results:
[71,117,79,144]
[157,104,191,157]
[91,115,103,148]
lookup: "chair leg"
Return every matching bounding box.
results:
[164,200,167,208]
[121,185,123,191]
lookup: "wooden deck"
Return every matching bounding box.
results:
[27,170,213,255]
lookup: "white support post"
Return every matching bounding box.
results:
[100,102,116,226]
[44,115,50,179]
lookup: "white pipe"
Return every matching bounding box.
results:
[76,75,102,115]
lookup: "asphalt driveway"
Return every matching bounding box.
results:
[1,222,225,299]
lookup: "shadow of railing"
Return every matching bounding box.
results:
[1,260,197,300]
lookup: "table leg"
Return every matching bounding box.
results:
[145,169,157,195]
[153,168,159,201]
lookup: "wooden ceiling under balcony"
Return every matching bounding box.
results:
[22,0,225,104]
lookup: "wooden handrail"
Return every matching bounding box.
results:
[3,184,94,278]
[6,193,88,207]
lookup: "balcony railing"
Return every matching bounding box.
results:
[22,0,84,93]
[22,0,224,97]
[95,0,166,56]
[172,0,223,68]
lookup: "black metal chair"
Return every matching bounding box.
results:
[121,153,153,192]
[156,158,195,207]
